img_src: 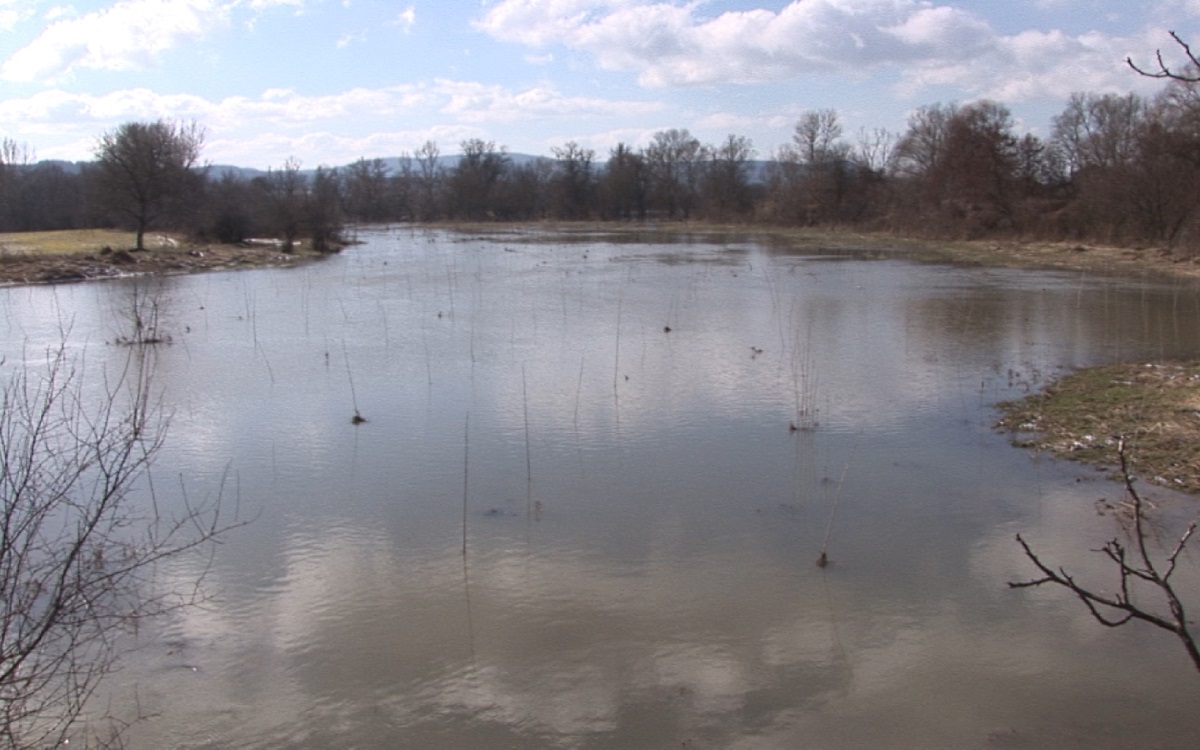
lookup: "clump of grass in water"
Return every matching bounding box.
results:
[114,283,173,346]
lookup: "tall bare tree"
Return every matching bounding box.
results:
[598,143,648,221]
[645,129,706,219]
[93,120,205,251]
[449,139,508,220]
[0,139,33,231]
[253,157,305,251]
[701,134,755,220]
[413,140,443,221]
[343,158,391,224]
[550,141,596,220]
[1052,92,1145,175]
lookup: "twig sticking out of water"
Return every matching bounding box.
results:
[613,295,623,393]
[523,365,533,519]
[818,436,860,567]
[343,340,366,424]
[462,412,470,559]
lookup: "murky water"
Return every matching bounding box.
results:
[5,227,1200,749]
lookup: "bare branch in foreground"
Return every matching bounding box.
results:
[1127,31,1200,82]
[0,343,242,747]
[1010,439,1200,673]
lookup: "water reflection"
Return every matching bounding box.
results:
[4,228,1200,748]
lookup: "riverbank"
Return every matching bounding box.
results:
[996,362,1200,494]
[6,224,1200,286]
[0,229,330,285]
[440,222,1200,281]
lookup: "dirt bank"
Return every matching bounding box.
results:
[0,229,331,286]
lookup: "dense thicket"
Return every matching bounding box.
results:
[6,75,1200,254]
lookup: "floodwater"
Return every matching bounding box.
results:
[4,227,1200,749]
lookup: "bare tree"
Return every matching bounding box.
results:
[448,139,508,220]
[93,120,205,252]
[1010,440,1199,673]
[0,343,235,746]
[852,127,896,175]
[645,129,706,219]
[1052,92,1145,175]
[794,109,845,166]
[254,157,305,251]
[306,165,345,253]
[413,140,443,221]
[550,141,596,220]
[342,158,391,224]
[598,143,648,221]
[765,110,853,225]
[892,103,957,178]
[0,139,34,232]
[700,134,755,220]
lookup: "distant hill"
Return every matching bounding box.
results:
[31,153,779,184]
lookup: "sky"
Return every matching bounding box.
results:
[0,0,1197,169]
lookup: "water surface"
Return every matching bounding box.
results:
[5,227,1200,749]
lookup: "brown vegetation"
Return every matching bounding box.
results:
[0,229,329,285]
[997,362,1200,493]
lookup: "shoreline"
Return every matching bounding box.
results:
[0,229,333,286]
[6,224,1200,286]
[5,223,1199,493]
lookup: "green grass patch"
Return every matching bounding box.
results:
[997,362,1200,493]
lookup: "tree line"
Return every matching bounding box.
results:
[4,74,1200,253]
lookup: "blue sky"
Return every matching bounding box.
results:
[0,1,1195,169]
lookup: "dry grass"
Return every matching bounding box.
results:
[997,362,1200,494]
[0,229,154,256]
[0,230,326,286]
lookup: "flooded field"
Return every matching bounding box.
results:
[4,227,1200,748]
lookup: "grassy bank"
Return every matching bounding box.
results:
[0,229,146,256]
[997,362,1200,494]
[0,229,327,285]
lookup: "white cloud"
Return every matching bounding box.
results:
[476,0,980,85]
[392,4,415,33]
[246,0,306,9]
[206,124,484,167]
[696,111,791,133]
[44,5,77,22]
[2,0,230,82]
[0,0,44,31]
[474,0,1160,101]
[0,0,326,82]
[433,79,662,122]
[0,80,664,165]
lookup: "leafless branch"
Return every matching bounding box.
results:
[1127,31,1200,82]
[0,342,242,746]
[1009,438,1200,673]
